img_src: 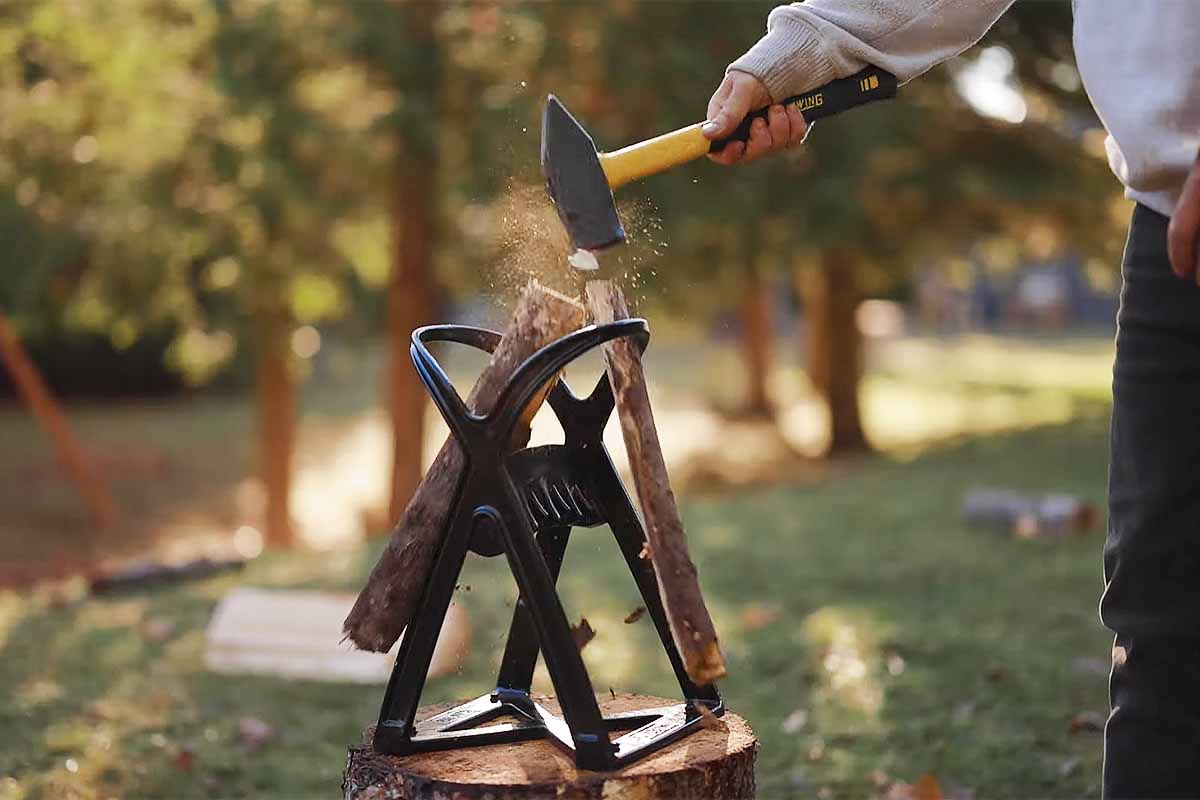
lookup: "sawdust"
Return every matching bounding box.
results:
[488,181,575,301]
[484,181,666,313]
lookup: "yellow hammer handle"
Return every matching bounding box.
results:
[598,123,710,191]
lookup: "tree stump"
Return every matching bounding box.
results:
[343,694,757,800]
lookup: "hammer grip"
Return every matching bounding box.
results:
[709,66,897,153]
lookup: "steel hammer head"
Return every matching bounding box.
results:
[541,95,625,253]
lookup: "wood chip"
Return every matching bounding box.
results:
[623,606,647,624]
[570,617,595,651]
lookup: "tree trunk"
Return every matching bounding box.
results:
[801,253,869,456]
[256,311,295,548]
[385,7,440,528]
[738,258,774,419]
[343,694,758,800]
[386,156,435,527]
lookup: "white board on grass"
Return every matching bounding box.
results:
[204,587,470,684]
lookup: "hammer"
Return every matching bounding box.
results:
[541,66,897,254]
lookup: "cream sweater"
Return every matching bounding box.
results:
[729,0,1200,218]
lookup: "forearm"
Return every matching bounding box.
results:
[730,0,1016,101]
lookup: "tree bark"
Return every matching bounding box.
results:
[345,283,585,653]
[801,253,869,456]
[0,313,117,529]
[343,693,757,800]
[585,280,726,684]
[738,258,774,419]
[256,310,295,548]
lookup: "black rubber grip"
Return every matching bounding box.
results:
[709,66,897,153]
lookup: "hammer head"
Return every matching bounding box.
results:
[541,95,625,252]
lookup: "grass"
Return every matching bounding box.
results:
[0,413,1112,799]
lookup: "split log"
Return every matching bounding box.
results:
[344,282,586,652]
[343,693,757,799]
[585,280,726,684]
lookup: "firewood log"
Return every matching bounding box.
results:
[344,282,585,652]
[585,280,726,683]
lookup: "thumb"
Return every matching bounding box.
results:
[702,84,754,140]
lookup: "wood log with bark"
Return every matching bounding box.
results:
[344,282,586,652]
[585,280,726,684]
[343,693,757,800]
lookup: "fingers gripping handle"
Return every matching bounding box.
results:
[709,66,897,153]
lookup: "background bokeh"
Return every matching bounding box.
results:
[1,3,1125,798]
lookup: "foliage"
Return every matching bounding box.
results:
[1,1,1127,384]
[0,0,371,385]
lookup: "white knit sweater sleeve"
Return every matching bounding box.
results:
[729,0,1017,101]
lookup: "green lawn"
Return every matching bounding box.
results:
[0,414,1112,799]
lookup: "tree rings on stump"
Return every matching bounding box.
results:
[343,693,757,799]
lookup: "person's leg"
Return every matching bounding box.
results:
[1103,204,1200,798]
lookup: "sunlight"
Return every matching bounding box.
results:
[802,607,887,721]
[292,411,391,551]
[955,46,1027,124]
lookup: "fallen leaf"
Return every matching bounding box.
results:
[780,708,808,734]
[571,618,595,651]
[238,716,275,752]
[1069,710,1105,734]
[912,773,944,800]
[140,617,176,642]
[739,603,781,631]
[174,747,195,773]
[623,606,646,624]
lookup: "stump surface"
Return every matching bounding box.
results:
[343,693,757,800]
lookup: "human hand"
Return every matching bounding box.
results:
[702,71,808,165]
[1168,148,1200,283]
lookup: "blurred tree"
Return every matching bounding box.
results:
[1,0,370,545]
[336,2,444,527]
[330,1,553,525]
[738,232,776,419]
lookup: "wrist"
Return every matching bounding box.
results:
[727,15,837,101]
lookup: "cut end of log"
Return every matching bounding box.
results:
[343,694,757,800]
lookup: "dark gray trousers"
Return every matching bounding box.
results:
[1103,203,1200,798]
